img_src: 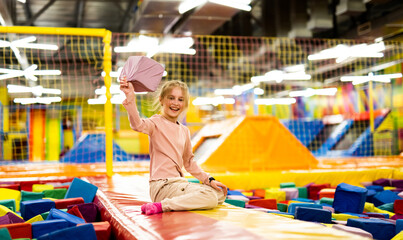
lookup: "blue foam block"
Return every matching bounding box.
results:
[372,190,402,207]
[333,183,367,214]
[37,223,97,240]
[20,199,56,220]
[46,208,86,226]
[287,203,322,214]
[295,206,332,223]
[366,185,384,192]
[227,190,246,197]
[65,178,98,203]
[397,219,403,234]
[32,219,70,238]
[347,218,395,240]
[366,189,377,203]
[291,198,315,203]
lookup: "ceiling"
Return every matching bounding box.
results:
[0,0,402,40]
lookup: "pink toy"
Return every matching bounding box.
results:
[119,56,164,92]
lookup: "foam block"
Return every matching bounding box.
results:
[26,214,44,223]
[43,189,67,199]
[395,199,403,215]
[226,195,249,202]
[20,180,41,192]
[347,218,395,240]
[373,190,402,207]
[55,197,84,209]
[366,189,377,203]
[20,199,55,220]
[322,206,334,213]
[32,184,54,193]
[67,203,99,223]
[318,188,335,199]
[32,219,69,238]
[283,188,299,200]
[119,56,164,92]
[367,185,385,192]
[37,223,97,240]
[295,206,332,223]
[64,178,98,203]
[397,219,403,234]
[319,197,334,206]
[287,203,322,214]
[224,199,245,208]
[277,203,288,212]
[332,213,359,221]
[291,198,315,203]
[373,178,391,186]
[0,228,12,240]
[0,222,32,239]
[0,188,21,211]
[0,205,13,217]
[378,202,394,212]
[80,222,111,240]
[253,189,266,198]
[248,199,277,210]
[297,187,308,198]
[5,212,24,223]
[46,208,86,226]
[392,180,403,188]
[0,184,19,191]
[280,182,295,188]
[67,205,85,221]
[21,190,44,202]
[0,214,11,225]
[0,200,16,212]
[364,212,388,218]
[308,184,331,200]
[332,225,373,239]
[227,190,246,196]
[333,183,367,214]
[265,188,286,202]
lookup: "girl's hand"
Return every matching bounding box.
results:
[210,180,228,196]
[119,75,135,96]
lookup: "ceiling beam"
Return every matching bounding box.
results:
[118,0,138,32]
[23,0,57,26]
[23,0,33,26]
[74,0,86,28]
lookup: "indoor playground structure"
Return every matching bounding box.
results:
[0,23,403,240]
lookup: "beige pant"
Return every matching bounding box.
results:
[149,177,226,212]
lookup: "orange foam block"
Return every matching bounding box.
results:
[248,199,277,210]
[319,188,336,199]
[309,184,331,200]
[0,184,19,191]
[55,197,85,209]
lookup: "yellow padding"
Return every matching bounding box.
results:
[0,205,12,217]
[364,202,375,213]
[265,188,286,202]
[27,214,44,223]
[32,184,54,192]
[0,188,21,211]
[332,213,359,221]
[392,231,403,240]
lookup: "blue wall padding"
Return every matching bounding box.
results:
[397,219,403,234]
[313,120,353,156]
[32,219,69,238]
[287,203,322,214]
[367,185,384,192]
[281,119,324,147]
[347,218,395,240]
[60,133,132,162]
[20,199,56,220]
[333,183,367,214]
[37,223,97,240]
[352,116,386,156]
[46,208,86,227]
[65,178,98,203]
[372,190,402,207]
[295,207,332,223]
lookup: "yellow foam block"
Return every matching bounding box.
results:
[392,231,403,240]
[0,205,12,216]
[373,207,395,218]
[364,202,375,213]
[265,188,286,202]
[332,213,359,221]
[288,200,312,205]
[241,192,253,197]
[27,214,44,223]
[0,188,21,211]
[384,186,397,191]
[43,197,57,201]
[32,184,54,192]
[269,213,294,219]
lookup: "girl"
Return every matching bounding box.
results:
[120,77,227,215]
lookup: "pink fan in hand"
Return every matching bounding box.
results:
[119,56,164,92]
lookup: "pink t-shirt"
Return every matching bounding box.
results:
[122,98,210,184]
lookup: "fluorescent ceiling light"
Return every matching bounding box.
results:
[251,70,311,84]
[178,0,207,14]
[0,14,6,26]
[254,98,296,105]
[0,64,61,81]
[0,36,58,50]
[192,96,235,106]
[308,42,385,63]
[209,0,251,11]
[340,73,402,85]
[289,88,337,97]
[7,84,61,96]
[214,83,256,96]
[253,88,264,95]
[14,97,61,105]
[114,36,196,57]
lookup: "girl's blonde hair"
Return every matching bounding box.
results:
[152,80,190,113]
